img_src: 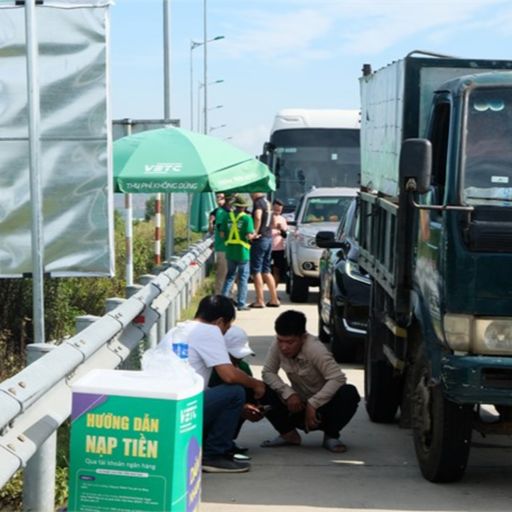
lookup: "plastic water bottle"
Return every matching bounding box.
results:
[171,322,189,363]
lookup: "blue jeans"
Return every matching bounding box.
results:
[203,384,245,458]
[221,259,250,307]
[250,236,272,274]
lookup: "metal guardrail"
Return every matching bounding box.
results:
[0,238,212,508]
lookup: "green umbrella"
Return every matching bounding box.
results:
[189,192,216,233]
[114,127,275,194]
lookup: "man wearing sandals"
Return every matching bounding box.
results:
[249,192,280,308]
[260,310,360,452]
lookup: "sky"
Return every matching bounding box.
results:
[109,0,512,156]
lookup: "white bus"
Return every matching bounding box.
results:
[261,108,360,216]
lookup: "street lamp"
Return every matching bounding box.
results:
[189,35,224,130]
[197,80,223,132]
[209,124,227,133]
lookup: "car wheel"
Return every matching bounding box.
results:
[412,346,473,482]
[330,305,357,362]
[289,271,309,302]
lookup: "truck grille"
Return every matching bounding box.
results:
[482,368,512,389]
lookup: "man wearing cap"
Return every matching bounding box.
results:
[162,295,265,473]
[209,325,264,459]
[220,194,255,311]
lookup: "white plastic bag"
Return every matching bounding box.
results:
[141,342,195,388]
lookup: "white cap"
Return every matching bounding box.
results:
[224,325,255,359]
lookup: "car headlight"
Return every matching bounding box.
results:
[298,233,317,248]
[443,314,512,355]
[345,260,371,285]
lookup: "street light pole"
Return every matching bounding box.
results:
[209,124,227,133]
[191,37,223,132]
[163,0,173,261]
[190,41,201,130]
[203,0,207,134]
[197,79,223,132]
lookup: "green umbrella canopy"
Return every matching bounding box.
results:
[113,127,275,194]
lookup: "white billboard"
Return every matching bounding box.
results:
[0,0,114,276]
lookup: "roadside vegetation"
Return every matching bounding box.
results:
[0,207,210,511]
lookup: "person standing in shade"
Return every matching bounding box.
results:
[209,192,230,294]
[260,310,360,453]
[270,199,288,287]
[249,192,280,308]
[221,195,255,311]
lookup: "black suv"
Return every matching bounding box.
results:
[316,199,370,362]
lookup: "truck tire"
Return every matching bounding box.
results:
[289,271,309,302]
[331,306,357,363]
[412,348,473,482]
[364,285,402,422]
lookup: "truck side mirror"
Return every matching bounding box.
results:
[316,231,343,249]
[399,139,432,194]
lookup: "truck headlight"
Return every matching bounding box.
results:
[474,319,512,354]
[443,314,512,355]
[443,314,472,351]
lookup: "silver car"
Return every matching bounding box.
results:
[286,187,357,302]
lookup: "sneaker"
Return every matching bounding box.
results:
[233,452,252,461]
[237,305,250,311]
[202,455,250,473]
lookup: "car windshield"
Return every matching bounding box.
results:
[463,88,512,206]
[301,196,353,224]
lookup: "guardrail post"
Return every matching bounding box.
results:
[23,343,57,512]
[106,297,140,370]
[137,277,159,349]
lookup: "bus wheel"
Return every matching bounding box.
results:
[412,348,473,482]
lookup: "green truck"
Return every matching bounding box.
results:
[359,51,512,482]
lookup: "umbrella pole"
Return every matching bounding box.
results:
[187,192,191,246]
[155,193,162,265]
[125,193,134,286]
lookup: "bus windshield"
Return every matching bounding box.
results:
[270,128,360,211]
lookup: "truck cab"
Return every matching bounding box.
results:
[359,52,512,483]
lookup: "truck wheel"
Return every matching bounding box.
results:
[289,271,309,302]
[364,307,402,422]
[412,348,473,482]
[331,306,357,362]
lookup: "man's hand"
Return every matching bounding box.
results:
[241,403,264,422]
[252,380,266,400]
[286,393,305,413]
[305,403,320,432]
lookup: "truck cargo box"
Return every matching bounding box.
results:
[359,53,512,197]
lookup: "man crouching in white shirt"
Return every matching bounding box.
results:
[161,295,265,473]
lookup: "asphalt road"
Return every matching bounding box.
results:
[200,286,512,512]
